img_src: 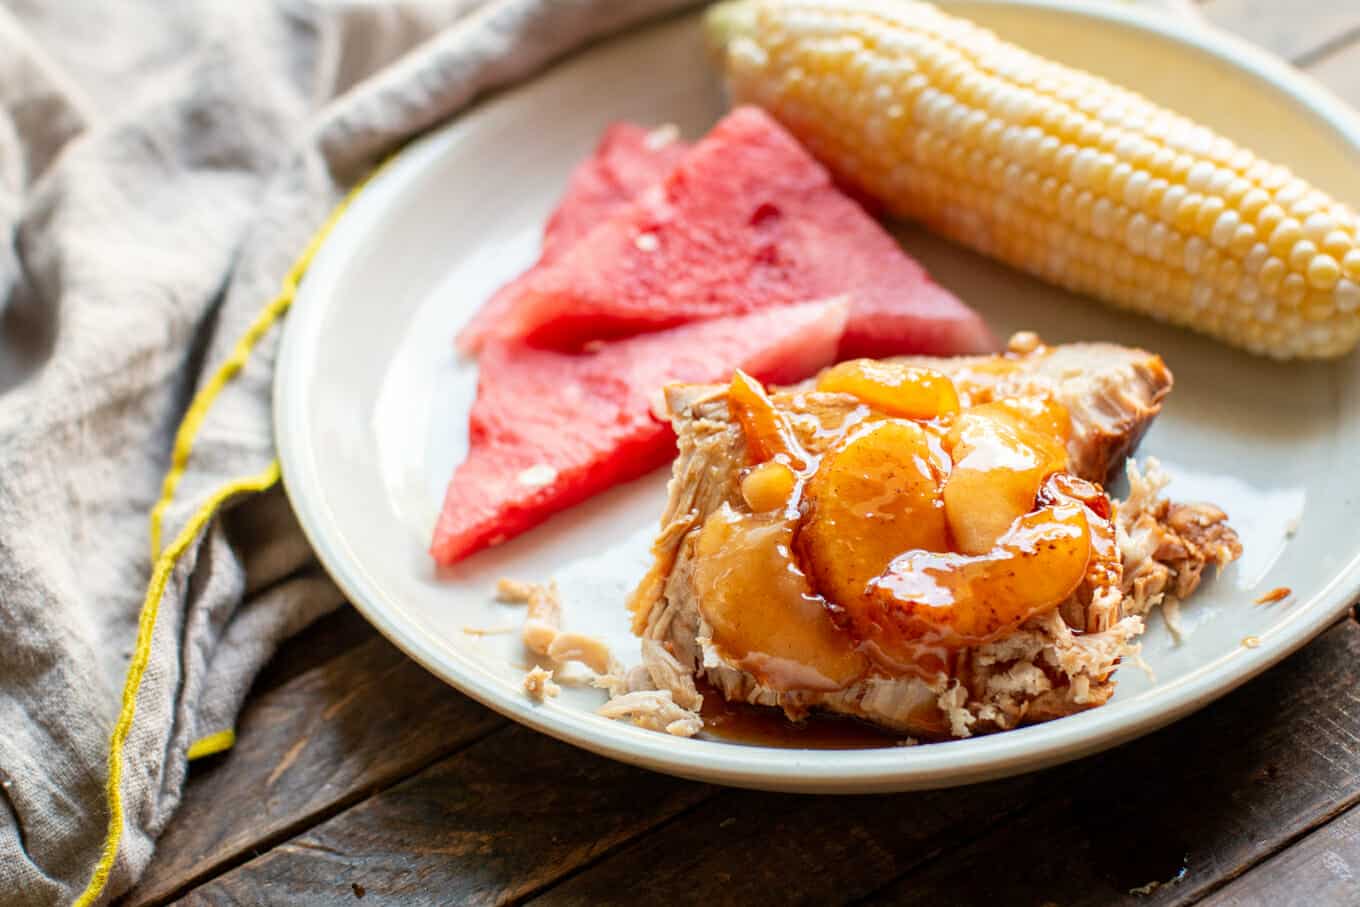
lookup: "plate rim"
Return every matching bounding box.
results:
[274,0,1360,793]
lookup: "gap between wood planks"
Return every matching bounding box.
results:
[135,722,509,905]
[510,776,1043,907]
[1201,798,1360,905]
[177,723,716,905]
[500,785,722,906]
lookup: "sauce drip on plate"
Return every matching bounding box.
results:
[696,681,908,749]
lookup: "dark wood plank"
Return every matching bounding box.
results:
[1200,0,1360,64]
[128,635,505,906]
[531,621,1360,907]
[857,619,1360,906]
[247,605,378,697]
[179,725,715,906]
[1201,801,1360,906]
[529,774,1045,907]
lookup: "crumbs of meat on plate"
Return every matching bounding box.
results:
[1242,636,1262,649]
[498,578,703,736]
[1255,586,1291,605]
[495,577,535,603]
[524,665,560,701]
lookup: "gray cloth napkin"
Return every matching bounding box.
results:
[0,1,695,902]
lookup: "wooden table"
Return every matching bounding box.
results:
[127,3,1360,904]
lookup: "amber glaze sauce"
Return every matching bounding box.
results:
[695,681,909,749]
[693,345,1097,746]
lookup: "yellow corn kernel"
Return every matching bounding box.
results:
[1289,239,1319,273]
[1307,255,1341,291]
[1344,249,1360,281]
[1240,188,1271,221]
[1196,197,1226,238]
[1322,229,1353,260]
[1256,204,1287,237]
[1269,220,1303,258]
[1260,258,1286,294]
[1281,273,1307,307]
[1229,223,1258,257]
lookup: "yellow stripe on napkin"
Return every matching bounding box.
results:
[73,163,383,907]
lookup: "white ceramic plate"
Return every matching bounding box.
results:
[275,1,1360,793]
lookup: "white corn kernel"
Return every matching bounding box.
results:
[1210,210,1240,249]
[1337,279,1360,312]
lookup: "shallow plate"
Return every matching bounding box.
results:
[275,1,1360,793]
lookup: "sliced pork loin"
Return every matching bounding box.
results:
[629,335,1240,739]
[891,331,1174,485]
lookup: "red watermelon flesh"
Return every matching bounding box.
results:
[490,106,995,357]
[456,123,690,353]
[430,298,849,565]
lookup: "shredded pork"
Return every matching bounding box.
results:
[523,666,560,701]
[597,690,703,737]
[519,581,563,657]
[495,577,536,604]
[502,578,704,736]
[1117,459,1243,620]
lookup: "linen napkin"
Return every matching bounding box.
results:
[0,0,1201,903]
[0,1,696,903]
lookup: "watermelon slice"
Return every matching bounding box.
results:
[430,298,849,565]
[456,123,690,353]
[486,106,994,358]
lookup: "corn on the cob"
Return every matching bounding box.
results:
[707,0,1360,358]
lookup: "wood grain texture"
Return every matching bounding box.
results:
[1201,801,1360,906]
[1200,0,1360,64]
[129,635,504,906]
[861,620,1360,907]
[173,619,1360,907]
[180,725,715,906]
[247,606,379,697]
[528,773,1045,907]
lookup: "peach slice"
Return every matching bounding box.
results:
[799,419,951,613]
[816,360,961,420]
[865,496,1094,650]
[727,370,809,469]
[694,506,865,692]
[942,402,1070,555]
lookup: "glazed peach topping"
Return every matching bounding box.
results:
[692,359,1121,690]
